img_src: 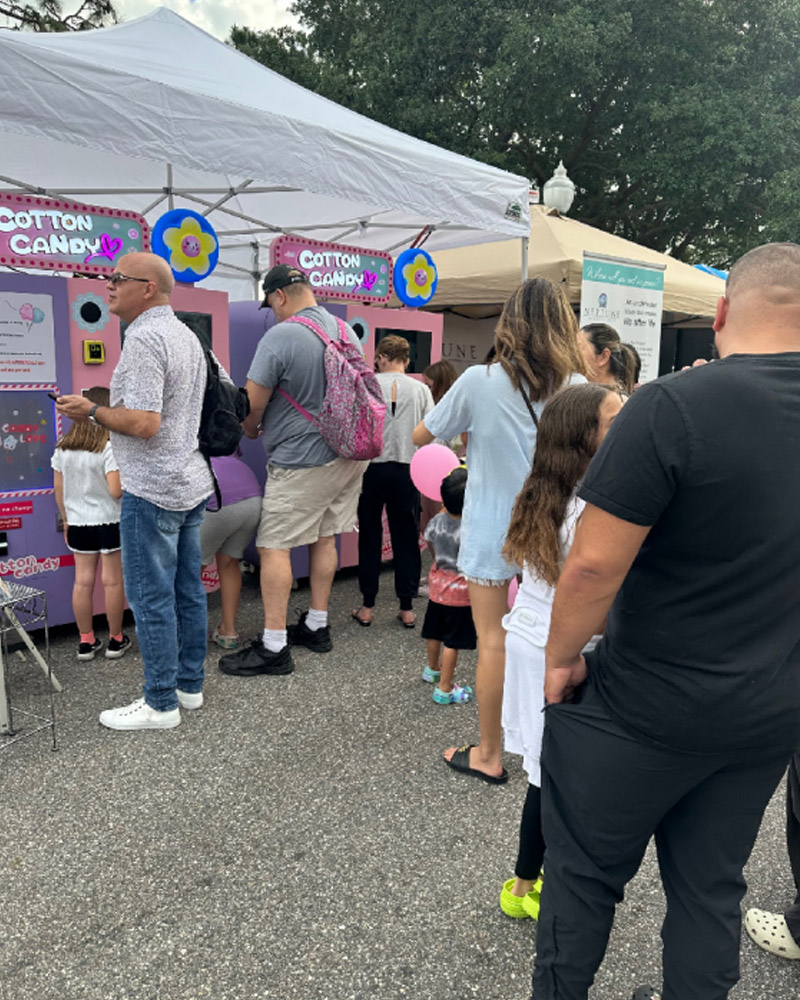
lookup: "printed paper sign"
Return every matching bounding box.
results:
[0,193,149,276]
[0,517,22,530]
[580,254,665,383]
[0,293,56,381]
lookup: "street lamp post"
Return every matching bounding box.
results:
[543,161,575,214]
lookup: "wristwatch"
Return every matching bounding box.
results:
[88,404,100,426]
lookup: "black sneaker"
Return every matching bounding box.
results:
[77,638,103,661]
[105,635,132,659]
[218,639,295,677]
[287,611,333,653]
[631,988,662,1000]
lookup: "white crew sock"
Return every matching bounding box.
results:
[262,628,287,653]
[305,608,328,631]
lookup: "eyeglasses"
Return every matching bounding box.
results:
[107,273,151,287]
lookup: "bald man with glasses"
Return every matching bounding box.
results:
[57,252,214,730]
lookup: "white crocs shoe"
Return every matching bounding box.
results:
[99,698,181,731]
[745,907,800,959]
[177,689,203,711]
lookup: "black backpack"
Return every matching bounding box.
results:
[198,350,250,509]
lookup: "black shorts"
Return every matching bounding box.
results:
[421,599,477,650]
[67,522,121,554]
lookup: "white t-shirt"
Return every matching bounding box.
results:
[50,442,121,526]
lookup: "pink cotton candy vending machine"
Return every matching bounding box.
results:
[0,194,231,626]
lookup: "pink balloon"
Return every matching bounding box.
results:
[410,443,460,501]
[508,576,519,609]
[19,303,34,322]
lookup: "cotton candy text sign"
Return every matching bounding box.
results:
[271,235,393,303]
[0,194,149,276]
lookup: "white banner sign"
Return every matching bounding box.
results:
[580,254,665,383]
[0,292,56,382]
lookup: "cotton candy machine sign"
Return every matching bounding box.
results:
[0,194,149,276]
[271,235,393,303]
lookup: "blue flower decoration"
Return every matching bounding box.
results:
[152,209,219,283]
[394,248,438,307]
[71,292,110,333]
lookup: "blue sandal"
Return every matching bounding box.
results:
[433,683,473,704]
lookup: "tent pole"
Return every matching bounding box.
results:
[521,236,529,282]
[252,242,260,300]
[167,164,174,211]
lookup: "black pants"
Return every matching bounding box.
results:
[785,752,800,944]
[515,782,546,881]
[357,462,420,611]
[531,680,793,1000]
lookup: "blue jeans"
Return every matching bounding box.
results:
[121,492,208,711]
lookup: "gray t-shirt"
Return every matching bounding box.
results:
[247,306,362,469]
[373,372,434,464]
[424,510,461,572]
[110,305,212,511]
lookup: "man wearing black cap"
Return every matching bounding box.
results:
[218,265,368,677]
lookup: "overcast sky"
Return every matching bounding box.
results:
[114,1,296,40]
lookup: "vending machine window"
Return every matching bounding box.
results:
[375,328,432,373]
[120,312,213,352]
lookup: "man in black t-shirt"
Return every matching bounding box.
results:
[531,243,800,1000]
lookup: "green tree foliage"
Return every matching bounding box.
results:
[0,0,116,32]
[231,0,800,265]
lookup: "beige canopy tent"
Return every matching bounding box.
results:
[420,205,725,323]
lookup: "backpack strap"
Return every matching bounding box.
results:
[286,314,334,346]
[276,386,314,422]
[205,459,223,512]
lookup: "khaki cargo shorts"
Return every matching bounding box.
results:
[256,456,368,550]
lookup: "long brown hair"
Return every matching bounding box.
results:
[423,359,458,403]
[492,278,588,400]
[503,383,618,585]
[56,386,110,453]
[581,323,637,395]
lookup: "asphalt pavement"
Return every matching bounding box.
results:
[1,564,798,1000]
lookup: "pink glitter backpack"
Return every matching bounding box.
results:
[278,314,386,461]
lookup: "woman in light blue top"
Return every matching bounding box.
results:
[413,278,587,784]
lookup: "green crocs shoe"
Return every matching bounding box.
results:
[522,876,543,919]
[499,877,543,920]
[422,665,441,684]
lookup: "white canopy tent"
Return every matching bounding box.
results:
[0,7,530,299]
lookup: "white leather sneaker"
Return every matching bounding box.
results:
[177,689,203,710]
[99,698,181,731]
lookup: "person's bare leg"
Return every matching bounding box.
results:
[427,638,442,672]
[216,551,242,637]
[511,877,536,898]
[308,535,338,611]
[438,645,459,694]
[444,581,508,777]
[258,547,293,629]
[73,552,99,634]
[100,550,125,635]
